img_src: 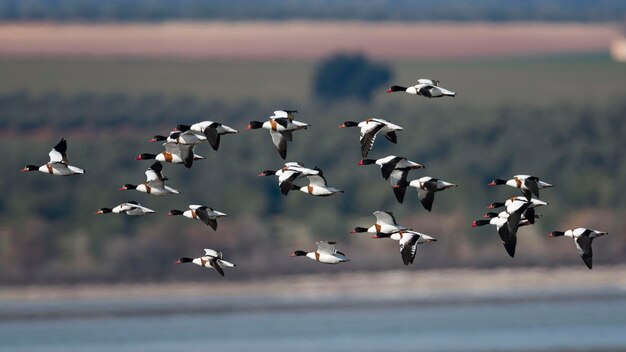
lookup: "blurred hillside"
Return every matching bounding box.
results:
[0,54,624,284]
[1,0,625,22]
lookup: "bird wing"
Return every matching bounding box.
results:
[163,142,180,155]
[274,110,297,121]
[178,144,194,168]
[417,78,439,86]
[316,241,337,255]
[359,122,385,158]
[381,157,404,180]
[49,138,68,163]
[382,130,398,144]
[523,177,540,199]
[203,124,221,151]
[373,211,398,226]
[399,234,419,265]
[307,174,328,187]
[418,190,435,212]
[575,235,593,269]
[279,171,300,195]
[145,162,166,187]
[208,259,225,277]
[269,130,288,159]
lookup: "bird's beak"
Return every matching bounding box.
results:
[135,155,142,160]
[338,123,346,128]
[357,160,364,165]
[289,253,296,257]
[471,221,478,228]
[175,260,182,264]
[488,181,496,186]
[385,88,392,93]
[19,167,28,172]
[95,210,103,215]
[547,233,554,237]
[483,214,490,219]
[118,187,126,190]
[487,204,494,209]
[148,138,157,142]
[245,124,252,130]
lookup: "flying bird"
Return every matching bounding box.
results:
[548,228,608,269]
[168,205,227,231]
[175,249,236,276]
[339,117,403,157]
[21,138,85,176]
[290,241,350,264]
[386,78,456,98]
[246,112,310,159]
[95,201,156,216]
[119,161,179,196]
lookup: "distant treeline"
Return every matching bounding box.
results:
[1,0,625,22]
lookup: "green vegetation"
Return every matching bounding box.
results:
[0,55,625,283]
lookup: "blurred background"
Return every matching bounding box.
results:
[1,1,626,351]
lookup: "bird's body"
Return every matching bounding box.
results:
[259,162,320,195]
[96,201,156,216]
[246,113,310,159]
[21,138,85,176]
[339,118,404,157]
[489,175,553,200]
[137,142,204,168]
[359,155,424,203]
[351,211,408,235]
[386,79,456,98]
[374,230,437,265]
[549,228,608,269]
[175,121,238,151]
[119,161,179,196]
[408,176,457,212]
[176,249,236,276]
[168,205,227,230]
[291,241,349,264]
[297,173,343,197]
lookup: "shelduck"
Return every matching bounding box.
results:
[339,118,404,157]
[487,196,548,224]
[21,138,85,176]
[290,241,349,264]
[168,205,227,231]
[246,113,310,159]
[478,199,532,258]
[119,161,179,196]
[374,230,437,266]
[489,175,553,200]
[175,248,236,276]
[359,155,424,203]
[136,142,204,169]
[95,201,156,216]
[407,177,457,212]
[351,211,408,235]
[386,79,456,98]
[296,172,343,197]
[548,228,608,269]
[175,121,238,151]
[259,162,320,195]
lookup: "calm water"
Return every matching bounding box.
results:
[1,294,626,352]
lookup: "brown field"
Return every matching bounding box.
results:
[0,21,618,60]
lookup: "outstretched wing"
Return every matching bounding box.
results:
[399,235,419,265]
[373,211,397,226]
[203,124,221,151]
[307,175,328,187]
[269,130,288,159]
[49,138,68,163]
[163,142,180,155]
[208,259,225,277]
[575,235,593,269]
[316,241,337,255]
[274,110,298,121]
[178,144,194,169]
[359,122,385,158]
[382,130,398,144]
[145,162,166,187]
[418,190,435,212]
[524,177,540,199]
[381,157,403,180]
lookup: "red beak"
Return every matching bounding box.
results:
[118,187,126,191]
[488,181,496,186]
[385,88,393,93]
[358,160,364,165]
[338,123,346,128]
[245,124,252,130]
[471,221,478,228]
[175,260,182,264]
[487,204,494,209]
[483,214,490,219]
[547,233,554,237]
[135,155,142,160]
[148,138,157,142]
[19,168,28,172]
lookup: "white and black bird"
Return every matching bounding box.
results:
[351,211,408,235]
[339,118,404,157]
[386,79,456,98]
[168,205,227,231]
[136,142,204,169]
[295,172,343,197]
[407,177,457,212]
[174,121,238,151]
[548,228,608,269]
[175,249,236,276]
[21,138,85,176]
[374,230,437,266]
[119,161,179,196]
[495,200,532,258]
[487,196,548,224]
[246,112,310,159]
[259,162,320,195]
[359,155,425,203]
[489,175,553,200]
[95,201,156,216]
[290,241,350,264]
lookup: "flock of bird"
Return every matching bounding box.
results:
[19,78,608,276]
